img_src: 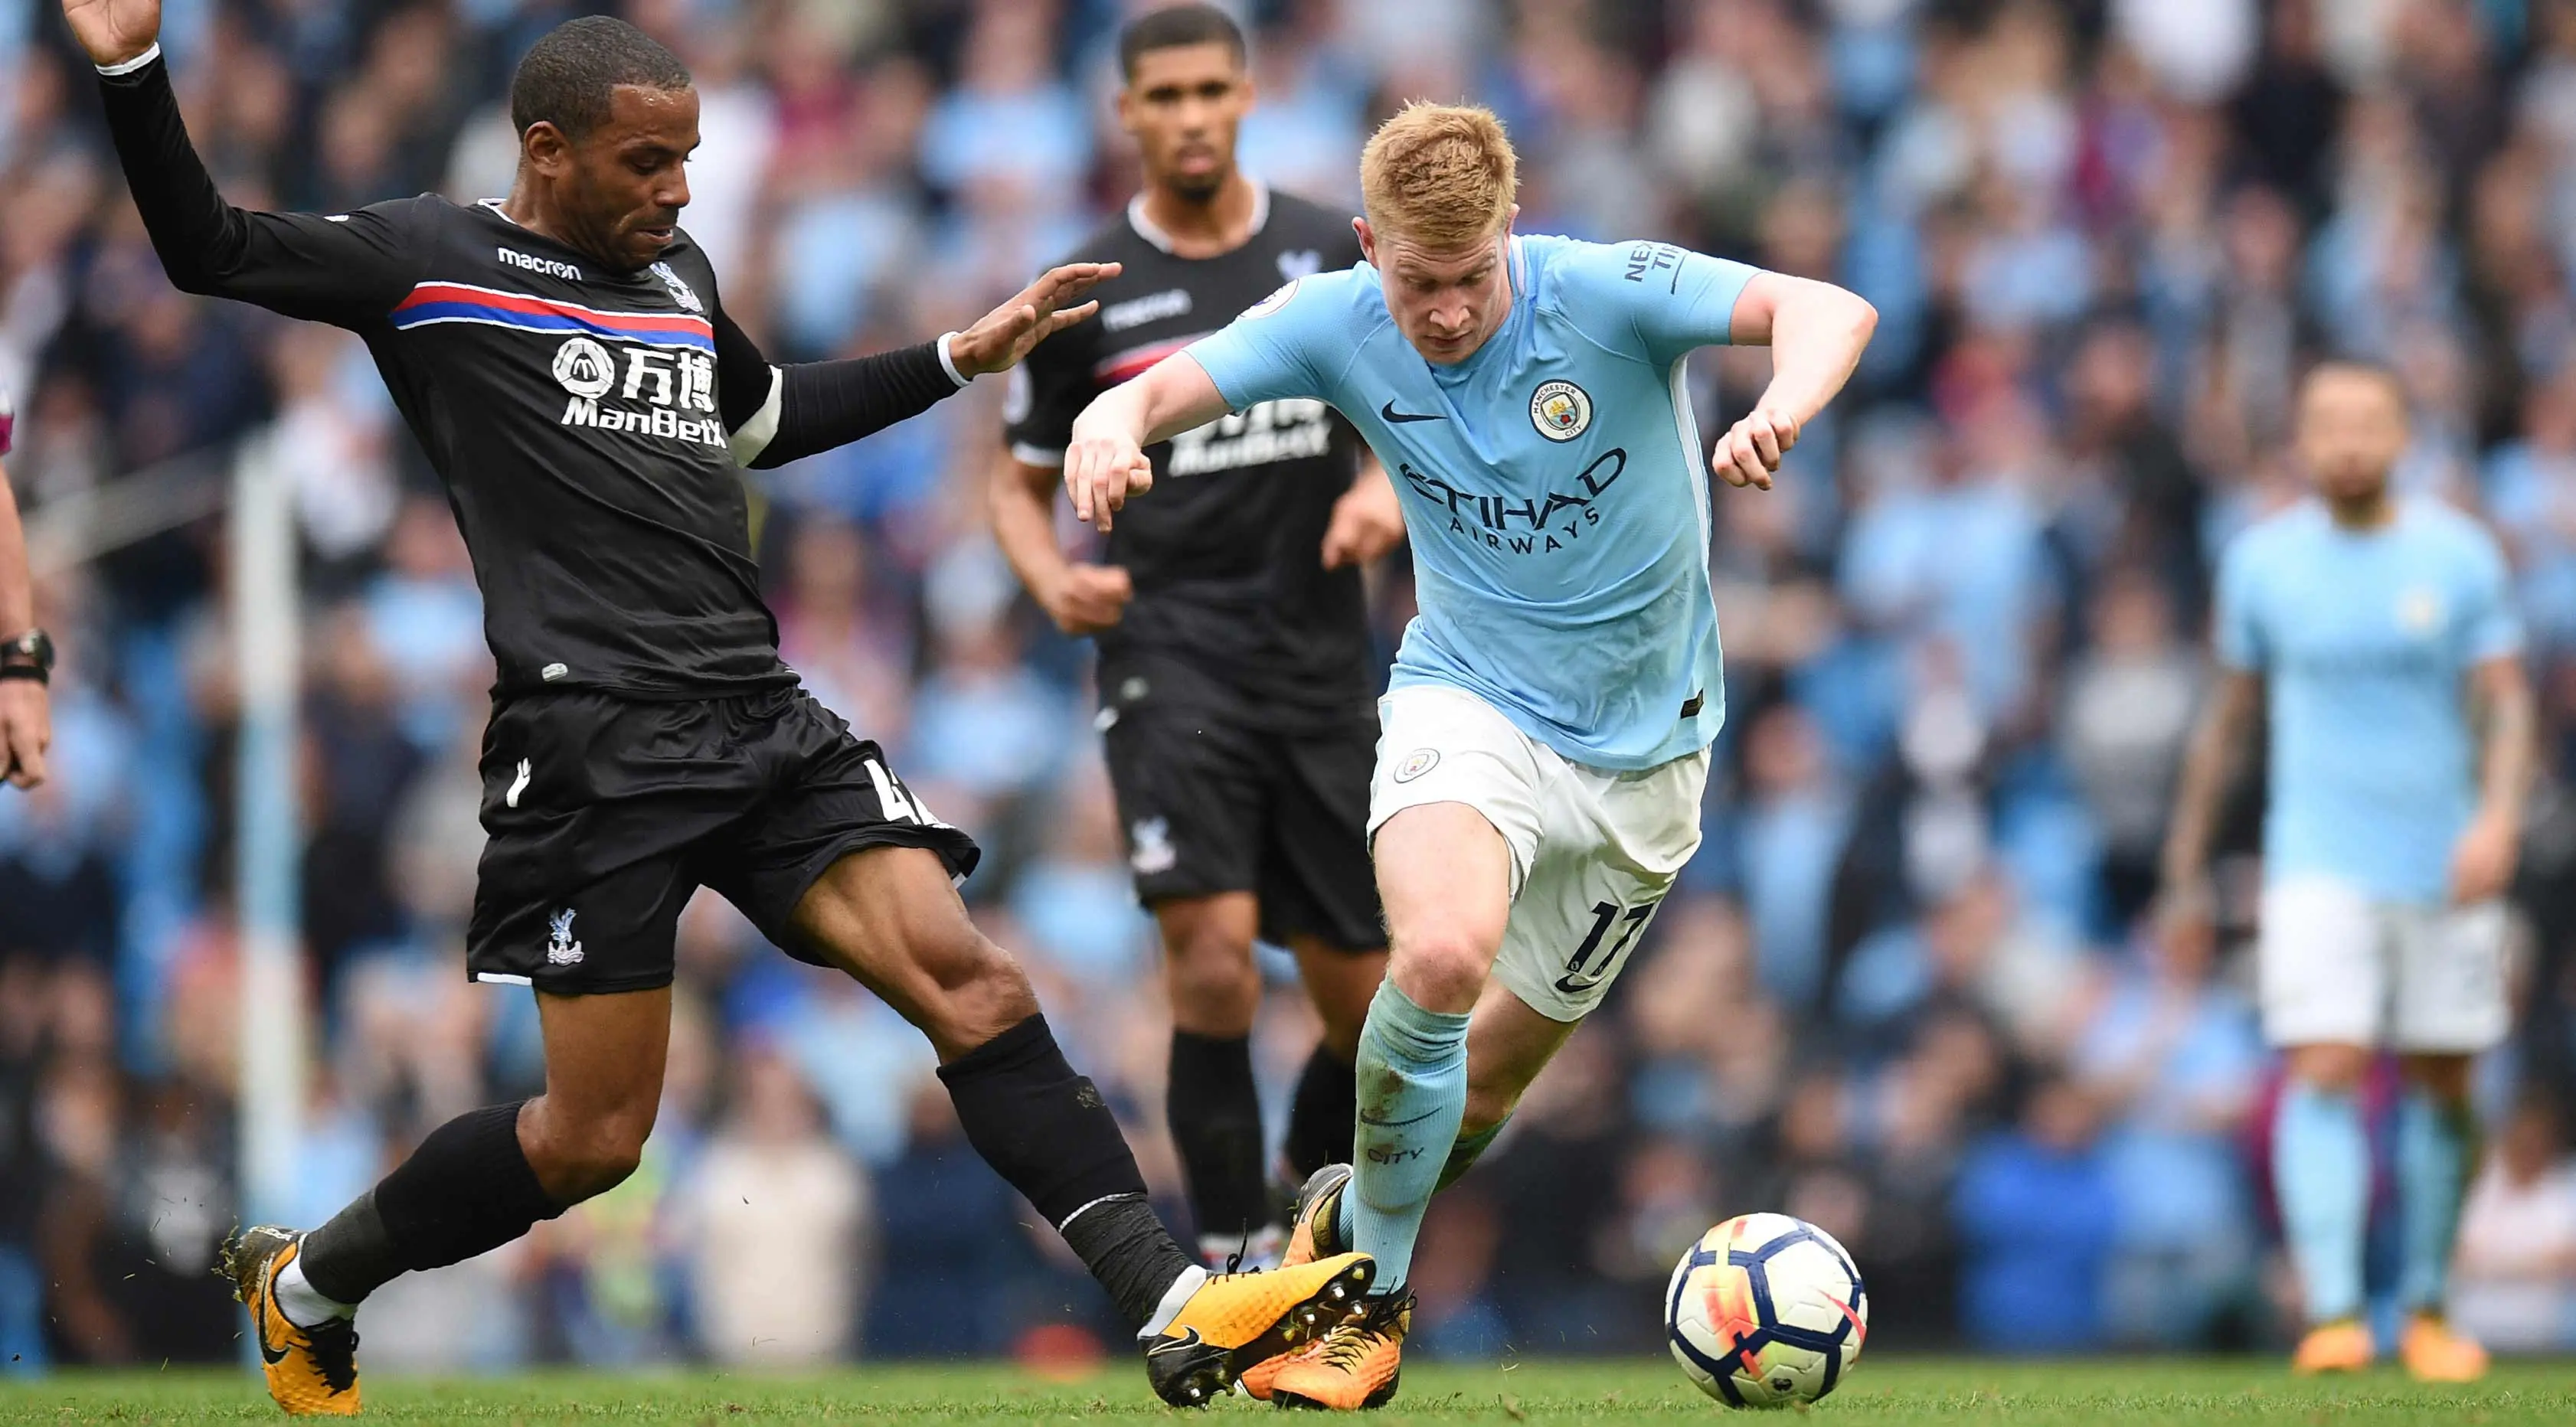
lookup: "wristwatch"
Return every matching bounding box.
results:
[0,629,53,684]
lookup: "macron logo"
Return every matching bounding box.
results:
[499,247,582,282]
[1101,288,1192,333]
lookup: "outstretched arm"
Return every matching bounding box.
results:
[1061,354,1234,532]
[718,263,1118,470]
[72,0,424,325]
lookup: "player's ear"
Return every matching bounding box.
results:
[1115,82,1139,138]
[1354,217,1375,266]
[521,121,572,178]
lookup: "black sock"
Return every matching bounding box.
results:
[940,1014,1194,1331]
[1167,1030,1270,1250]
[300,1100,559,1305]
[1060,1193,1199,1334]
[1283,1041,1358,1178]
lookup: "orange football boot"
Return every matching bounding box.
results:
[1269,1291,1412,1411]
[2400,1314,2489,1383]
[2290,1318,2375,1376]
[224,1227,361,1416]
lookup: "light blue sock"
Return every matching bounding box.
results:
[1333,1117,1509,1246]
[2275,1082,2371,1324]
[1346,979,1470,1295]
[2395,1089,2473,1314]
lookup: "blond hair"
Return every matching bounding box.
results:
[1359,102,1518,249]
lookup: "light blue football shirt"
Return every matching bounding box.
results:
[2216,498,2522,903]
[1185,235,1759,770]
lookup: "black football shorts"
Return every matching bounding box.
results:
[465,686,978,994]
[1097,668,1383,952]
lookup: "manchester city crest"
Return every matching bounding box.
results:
[1529,379,1592,441]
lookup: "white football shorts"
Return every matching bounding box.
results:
[1368,682,1710,1023]
[2257,876,2509,1053]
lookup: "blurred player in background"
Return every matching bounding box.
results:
[63,0,1375,1412]
[0,386,53,789]
[991,3,1401,1272]
[2162,363,2534,1381]
[1064,103,1877,1408]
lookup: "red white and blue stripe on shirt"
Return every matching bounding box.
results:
[390,282,714,351]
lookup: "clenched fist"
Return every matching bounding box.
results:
[1713,406,1799,491]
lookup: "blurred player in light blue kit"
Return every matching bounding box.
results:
[1061,103,1876,1408]
[2162,362,2534,1381]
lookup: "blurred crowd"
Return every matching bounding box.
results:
[8,0,2576,1373]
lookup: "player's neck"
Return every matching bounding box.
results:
[1137,171,1260,260]
[2323,489,2397,531]
[497,183,621,273]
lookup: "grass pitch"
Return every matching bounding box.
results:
[2,1358,2571,1425]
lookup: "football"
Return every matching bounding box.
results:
[1666,1213,1868,1408]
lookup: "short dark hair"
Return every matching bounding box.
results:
[1118,3,1247,81]
[510,17,694,141]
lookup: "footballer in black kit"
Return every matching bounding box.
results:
[991,5,1403,1275]
[1007,188,1379,950]
[70,4,1373,1413]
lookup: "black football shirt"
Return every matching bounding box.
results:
[93,56,967,700]
[1005,188,1375,727]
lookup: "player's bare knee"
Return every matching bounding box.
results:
[1162,927,1260,1034]
[1316,1013,1365,1063]
[2284,1043,2372,1093]
[1388,934,1489,1014]
[914,930,1038,1056]
[524,1106,654,1203]
[2400,1053,2475,1103]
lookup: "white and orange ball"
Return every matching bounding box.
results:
[1666,1213,1868,1408]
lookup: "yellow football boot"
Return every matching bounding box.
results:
[223,1226,361,1416]
[1141,1249,1374,1406]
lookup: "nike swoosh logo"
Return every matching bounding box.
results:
[505,758,531,808]
[1147,1326,1204,1356]
[1358,1106,1443,1128]
[1381,400,1443,423]
[260,1334,290,1366]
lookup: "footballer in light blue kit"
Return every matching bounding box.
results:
[1061,103,1877,1406]
[2162,363,2533,1381]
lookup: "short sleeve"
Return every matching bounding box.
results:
[1182,276,1339,411]
[1001,312,1097,468]
[2458,525,2524,664]
[1554,240,1762,367]
[2213,535,2267,672]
